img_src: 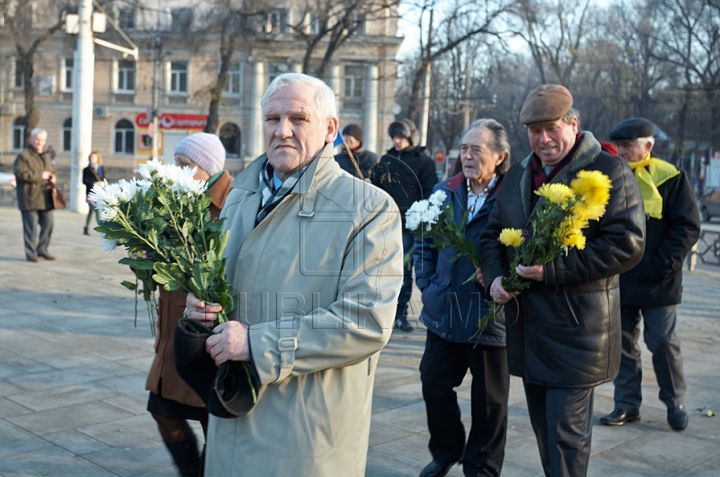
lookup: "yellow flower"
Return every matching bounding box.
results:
[535,183,575,208]
[499,228,524,248]
[562,227,587,250]
[570,170,612,220]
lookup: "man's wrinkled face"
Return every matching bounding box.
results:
[31,132,47,153]
[263,84,337,181]
[527,117,578,165]
[615,139,652,163]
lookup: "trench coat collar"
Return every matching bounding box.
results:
[518,131,601,220]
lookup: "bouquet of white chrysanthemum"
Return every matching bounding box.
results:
[405,190,481,280]
[90,158,235,334]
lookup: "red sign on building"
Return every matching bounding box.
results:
[136,112,208,130]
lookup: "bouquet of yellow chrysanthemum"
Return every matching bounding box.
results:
[478,170,613,333]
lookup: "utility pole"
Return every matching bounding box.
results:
[151,33,161,160]
[70,0,95,214]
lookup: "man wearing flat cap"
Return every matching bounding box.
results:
[479,85,646,477]
[371,118,438,332]
[334,124,380,179]
[600,117,700,432]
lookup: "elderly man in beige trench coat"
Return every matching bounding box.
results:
[184,73,404,476]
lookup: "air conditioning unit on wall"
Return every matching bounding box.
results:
[93,105,109,118]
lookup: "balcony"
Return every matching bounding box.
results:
[113,93,135,105]
[166,95,188,106]
[60,92,73,102]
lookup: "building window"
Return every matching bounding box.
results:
[343,64,364,98]
[171,8,192,32]
[267,9,289,33]
[63,58,74,91]
[117,60,136,92]
[268,61,290,84]
[14,64,24,90]
[62,118,72,152]
[118,7,136,30]
[114,119,135,154]
[308,13,321,34]
[170,61,188,94]
[352,12,365,35]
[12,117,25,151]
[220,123,241,157]
[223,61,242,95]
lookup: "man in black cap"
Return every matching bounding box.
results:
[371,118,438,332]
[479,85,646,477]
[600,117,700,431]
[334,124,380,180]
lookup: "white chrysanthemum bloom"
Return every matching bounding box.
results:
[101,237,118,252]
[137,158,164,180]
[100,206,119,221]
[421,204,442,225]
[171,170,207,197]
[88,180,114,208]
[405,213,421,231]
[132,178,152,195]
[429,190,447,207]
[114,179,138,203]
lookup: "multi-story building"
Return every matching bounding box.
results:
[0,1,402,177]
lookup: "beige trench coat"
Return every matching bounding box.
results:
[203,147,403,477]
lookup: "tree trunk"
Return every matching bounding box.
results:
[672,85,692,167]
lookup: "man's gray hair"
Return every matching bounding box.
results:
[261,73,337,121]
[637,136,655,149]
[463,118,511,175]
[30,127,48,139]
[560,108,581,130]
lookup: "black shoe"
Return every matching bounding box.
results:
[395,319,414,332]
[83,226,89,235]
[599,408,641,426]
[420,460,456,477]
[668,404,688,431]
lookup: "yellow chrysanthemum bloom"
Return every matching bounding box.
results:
[562,228,587,250]
[535,183,575,207]
[570,170,612,220]
[569,203,593,227]
[498,228,524,248]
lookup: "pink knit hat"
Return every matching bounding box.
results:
[174,133,226,175]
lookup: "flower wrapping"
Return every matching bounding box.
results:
[479,170,613,333]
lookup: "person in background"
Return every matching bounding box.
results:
[600,117,700,432]
[83,151,105,235]
[371,118,438,332]
[479,85,646,477]
[333,123,380,180]
[415,119,510,477]
[145,132,232,477]
[14,128,57,262]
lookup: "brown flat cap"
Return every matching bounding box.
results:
[520,84,574,126]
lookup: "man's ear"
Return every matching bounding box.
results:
[325,117,339,144]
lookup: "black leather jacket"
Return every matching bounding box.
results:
[479,132,646,387]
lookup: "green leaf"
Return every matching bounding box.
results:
[121,280,138,291]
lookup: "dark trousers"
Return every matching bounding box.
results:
[523,382,594,477]
[613,305,686,411]
[396,231,415,322]
[21,209,54,259]
[420,330,509,477]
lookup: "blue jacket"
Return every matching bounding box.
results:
[413,173,505,346]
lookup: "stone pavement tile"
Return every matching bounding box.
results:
[0,381,24,398]
[79,415,165,448]
[501,461,544,477]
[5,383,118,412]
[593,431,720,475]
[43,428,110,455]
[7,360,139,392]
[365,447,423,477]
[7,401,133,436]
[0,445,118,477]
[0,420,53,460]
[81,440,173,477]
[101,393,150,416]
[0,397,32,419]
[98,372,153,402]
[503,434,546,471]
[134,465,176,477]
[369,421,416,447]
[374,400,468,434]
[679,453,720,477]
[369,432,430,470]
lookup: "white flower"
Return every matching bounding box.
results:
[100,206,119,221]
[114,179,139,203]
[429,190,447,208]
[101,237,118,252]
[137,158,164,180]
[132,178,152,195]
[88,180,114,208]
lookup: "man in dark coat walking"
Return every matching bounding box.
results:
[371,118,438,332]
[479,85,646,477]
[333,124,380,180]
[14,128,58,262]
[600,117,700,431]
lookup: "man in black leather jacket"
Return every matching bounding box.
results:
[333,124,380,180]
[600,118,700,432]
[479,85,646,477]
[371,118,438,332]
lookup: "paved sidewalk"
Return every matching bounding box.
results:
[0,206,719,477]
